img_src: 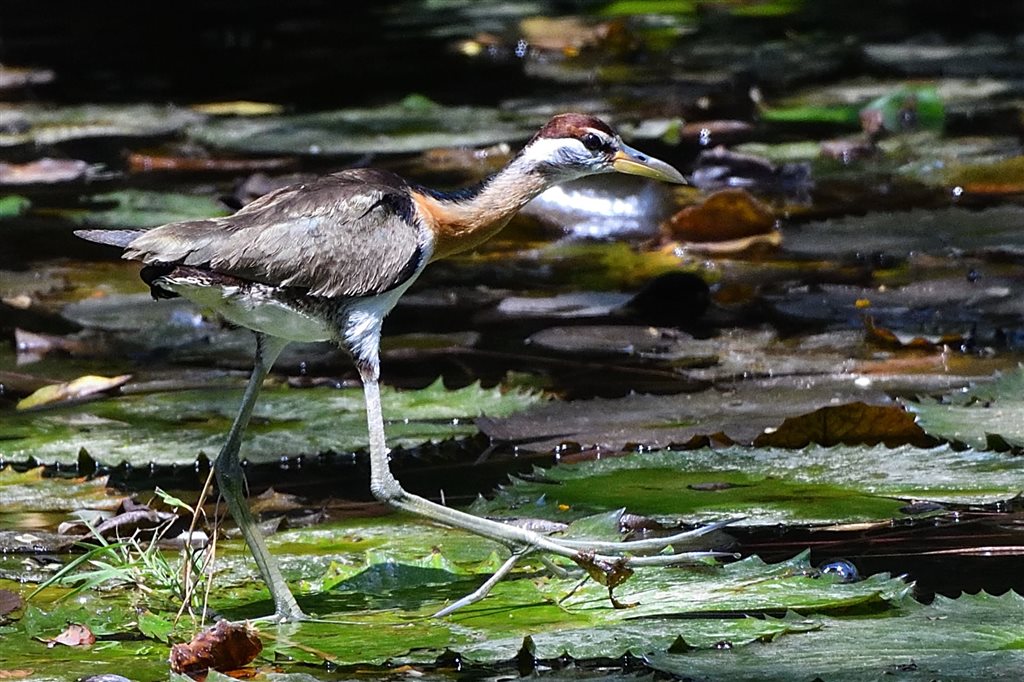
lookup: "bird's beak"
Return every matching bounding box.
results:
[612,143,687,184]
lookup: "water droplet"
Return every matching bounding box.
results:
[819,559,860,583]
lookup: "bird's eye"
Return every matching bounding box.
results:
[580,132,604,151]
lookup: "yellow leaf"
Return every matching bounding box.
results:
[190,100,283,116]
[16,374,131,410]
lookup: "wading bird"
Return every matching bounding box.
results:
[77,113,725,622]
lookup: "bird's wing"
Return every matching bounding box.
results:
[123,169,427,299]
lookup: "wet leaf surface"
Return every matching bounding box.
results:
[646,592,1024,681]
[0,379,540,466]
[911,367,1024,450]
[478,444,1024,525]
[191,97,545,156]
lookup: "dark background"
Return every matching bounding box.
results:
[3,0,1024,108]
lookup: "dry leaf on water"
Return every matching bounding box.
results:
[169,620,263,675]
[15,374,131,410]
[44,624,95,648]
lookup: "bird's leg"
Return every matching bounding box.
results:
[358,364,732,614]
[213,333,305,623]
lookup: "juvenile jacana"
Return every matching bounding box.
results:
[77,113,725,621]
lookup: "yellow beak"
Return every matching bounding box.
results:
[612,144,687,184]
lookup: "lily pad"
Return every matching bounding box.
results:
[0,467,122,513]
[68,190,229,229]
[477,374,964,453]
[477,444,1024,525]
[0,379,539,467]
[252,542,907,665]
[646,591,1024,681]
[190,98,544,156]
[0,195,30,218]
[782,205,1024,261]
[0,103,204,147]
[910,366,1024,450]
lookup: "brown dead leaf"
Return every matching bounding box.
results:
[864,316,966,350]
[169,620,263,675]
[663,188,781,253]
[46,624,95,648]
[755,401,932,448]
[127,152,295,174]
[518,16,626,55]
[16,373,131,410]
[248,487,304,515]
[0,670,34,679]
[0,589,23,617]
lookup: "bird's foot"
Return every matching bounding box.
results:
[432,516,739,617]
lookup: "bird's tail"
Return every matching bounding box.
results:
[73,229,144,248]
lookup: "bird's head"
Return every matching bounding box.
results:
[521,113,687,184]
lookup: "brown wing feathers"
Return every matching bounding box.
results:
[113,169,426,300]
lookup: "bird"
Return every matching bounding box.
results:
[76,113,728,622]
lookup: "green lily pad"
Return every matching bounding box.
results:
[190,98,544,156]
[910,366,1024,450]
[251,541,907,665]
[0,467,122,512]
[646,591,1024,681]
[0,595,186,682]
[477,444,1024,525]
[68,190,229,229]
[0,103,204,147]
[0,379,540,466]
[0,195,30,218]
[782,205,1024,260]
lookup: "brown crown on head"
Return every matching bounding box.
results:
[530,113,617,143]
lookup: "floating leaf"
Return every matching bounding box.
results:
[859,86,945,135]
[0,195,30,218]
[45,623,95,648]
[663,188,781,253]
[783,205,1024,260]
[0,379,540,466]
[169,620,262,675]
[479,444,1024,525]
[0,159,96,185]
[16,374,131,410]
[190,100,543,156]
[0,466,122,512]
[944,155,1024,195]
[647,591,1024,681]
[190,101,284,116]
[910,367,1024,450]
[755,402,930,448]
[0,104,203,147]
[68,190,229,228]
[0,588,23,617]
